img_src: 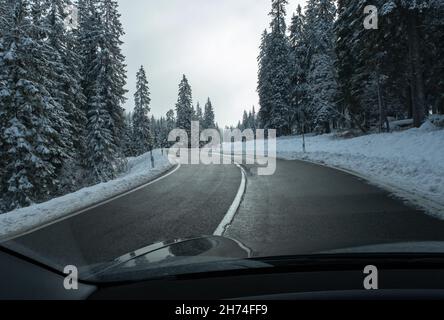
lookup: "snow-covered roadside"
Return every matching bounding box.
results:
[230,123,444,219]
[0,149,175,240]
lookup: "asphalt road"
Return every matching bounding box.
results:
[5,157,444,269]
[5,163,241,268]
[227,159,444,257]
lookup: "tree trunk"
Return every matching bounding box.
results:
[377,73,383,133]
[407,12,426,127]
[433,96,443,114]
[406,86,413,119]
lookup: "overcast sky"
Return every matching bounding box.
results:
[119,0,307,128]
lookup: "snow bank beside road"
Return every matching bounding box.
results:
[0,149,174,240]
[233,124,444,219]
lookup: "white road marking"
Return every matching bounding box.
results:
[2,163,182,242]
[214,162,247,237]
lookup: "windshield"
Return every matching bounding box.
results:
[1,0,444,284]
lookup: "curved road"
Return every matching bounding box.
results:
[227,159,444,257]
[5,163,241,268]
[5,158,444,269]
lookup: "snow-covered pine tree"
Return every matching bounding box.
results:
[164,109,176,147]
[85,51,119,182]
[156,116,169,149]
[150,115,158,147]
[334,0,361,129]
[381,0,443,126]
[427,3,444,114]
[0,0,11,37]
[195,102,203,123]
[175,75,194,138]
[203,98,216,129]
[76,0,100,104]
[44,0,87,189]
[122,111,136,157]
[241,110,249,130]
[193,102,203,134]
[132,65,153,156]
[304,0,338,134]
[96,0,127,151]
[289,4,308,133]
[0,0,14,211]
[257,29,273,130]
[307,53,338,133]
[335,0,444,131]
[166,109,176,132]
[251,106,257,132]
[81,0,127,182]
[0,0,73,210]
[267,0,292,136]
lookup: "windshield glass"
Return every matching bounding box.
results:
[1,0,444,283]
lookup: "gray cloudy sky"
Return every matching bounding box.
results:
[119,0,307,127]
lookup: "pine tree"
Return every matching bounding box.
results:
[195,102,203,122]
[150,115,158,147]
[157,116,169,149]
[380,0,441,127]
[203,97,216,129]
[258,0,292,136]
[335,0,362,129]
[251,106,258,132]
[304,0,338,133]
[165,109,176,147]
[122,111,135,157]
[45,0,87,189]
[289,5,308,133]
[82,0,127,182]
[97,0,127,147]
[427,3,444,114]
[85,57,118,182]
[269,0,292,135]
[307,53,338,133]
[166,109,176,131]
[175,75,194,137]
[241,110,249,130]
[132,66,153,155]
[0,0,72,210]
[257,29,273,130]
[77,0,100,107]
[334,0,444,131]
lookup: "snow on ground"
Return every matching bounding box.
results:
[230,121,444,219]
[0,149,174,240]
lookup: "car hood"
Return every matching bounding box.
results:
[81,236,268,282]
[320,241,444,254]
[83,239,444,282]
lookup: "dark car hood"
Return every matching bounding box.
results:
[320,241,444,254]
[81,236,268,282]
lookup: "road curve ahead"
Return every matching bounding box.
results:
[5,163,242,268]
[5,157,444,269]
[226,159,444,257]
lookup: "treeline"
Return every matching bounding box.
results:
[254,0,444,137]
[234,106,259,132]
[0,1,217,213]
[0,0,129,212]
[122,74,218,157]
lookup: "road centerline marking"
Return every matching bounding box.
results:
[214,162,247,237]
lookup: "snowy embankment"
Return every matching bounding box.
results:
[234,121,444,219]
[0,149,175,240]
